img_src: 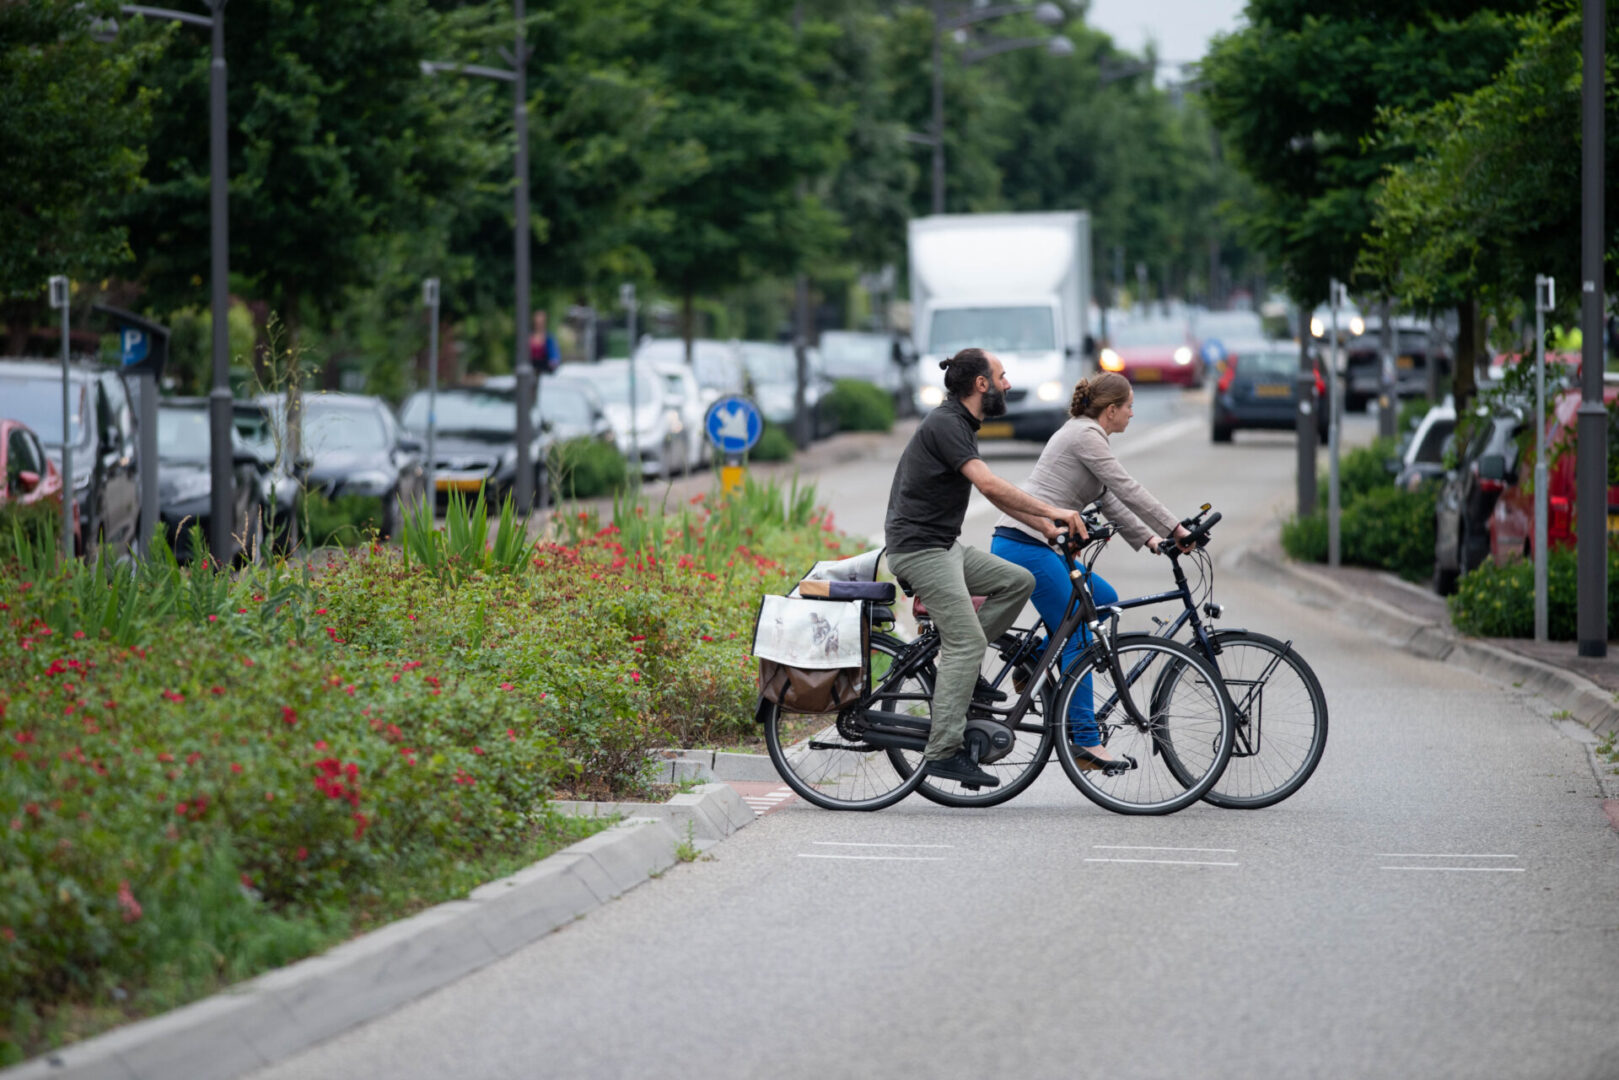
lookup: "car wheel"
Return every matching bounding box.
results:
[1211,422,1233,444]
[381,489,401,540]
[1433,523,1461,595]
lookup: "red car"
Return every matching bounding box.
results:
[1,418,78,544]
[1488,384,1619,563]
[1098,319,1202,387]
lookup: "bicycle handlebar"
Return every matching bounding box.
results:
[1154,509,1221,556]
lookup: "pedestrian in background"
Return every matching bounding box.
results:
[529,309,560,373]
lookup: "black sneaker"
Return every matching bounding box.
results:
[973,675,1007,703]
[925,749,1000,788]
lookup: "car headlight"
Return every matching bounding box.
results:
[667,412,684,436]
[344,470,392,496]
[73,467,91,492]
[1173,346,1193,366]
[1099,348,1124,373]
[1349,316,1365,336]
[1036,380,1064,402]
[919,385,945,407]
[1310,316,1325,338]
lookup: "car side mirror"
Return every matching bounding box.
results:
[398,435,424,454]
[16,470,40,493]
[1477,453,1506,481]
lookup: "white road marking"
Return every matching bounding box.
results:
[812,841,953,849]
[1375,853,1518,859]
[1379,867,1526,873]
[1084,858,1239,867]
[1092,845,1238,854]
[797,854,947,862]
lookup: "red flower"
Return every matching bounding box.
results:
[472,746,485,756]
[352,812,370,840]
[210,686,225,696]
[186,751,202,765]
[117,880,142,922]
[282,706,298,727]
[161,690,184,703]
[315,608,328,615]
[314,740,328,750]
[176,802,189,815]
[207,615,219,623]
[73,630,85,639]
[295,846,308,861]
[230,763,243,774]
[499,682,514,691]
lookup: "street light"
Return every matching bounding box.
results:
[927,1,1068,214]
[111,3,234,566]
[420,0,539,515]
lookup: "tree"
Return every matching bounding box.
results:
[0,0,157,353]
[1202,1,1533,307]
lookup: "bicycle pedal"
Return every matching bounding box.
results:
[1102,755,1138,777]
[961,781,983,792]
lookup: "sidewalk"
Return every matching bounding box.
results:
[1240,540,1619,737]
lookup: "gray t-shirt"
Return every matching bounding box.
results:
[884,398,981,553]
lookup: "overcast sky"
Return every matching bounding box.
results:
[1083,0,1248,68]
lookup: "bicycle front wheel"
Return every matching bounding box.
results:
[1190,630,1328,809]
[763,632,930,811]
[1054,635,1232,815]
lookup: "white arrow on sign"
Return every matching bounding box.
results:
[715,404,751,442]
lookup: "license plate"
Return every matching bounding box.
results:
[978,422,1014,439]
[436,477,484,492]
[1134,367,1162,382]
[1397,355,1414,369]
[1609,513,1619,537]
[1254,384,1291,398]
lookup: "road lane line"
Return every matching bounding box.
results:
[1092,845,1238,854]
[797,854,947,862]
[1375,853,1517,858]
[1380,867,1526,873]
[812,841,953,849]
[1085,858,1239,867]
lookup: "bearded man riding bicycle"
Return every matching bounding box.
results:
[884,348,1085,790]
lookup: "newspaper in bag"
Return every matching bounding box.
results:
[753,593,865,670]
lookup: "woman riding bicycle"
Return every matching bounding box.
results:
[988,372,1191,770]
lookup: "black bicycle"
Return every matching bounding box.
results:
[760,522,1235,815]
[1114,505,1329,810]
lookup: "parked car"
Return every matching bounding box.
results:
[0,359,139,558]
[817,331,917,416]
[634,338,745,410]
[155,399,265,561]
[1341,320,1452,413]
[649,360,708,471]
[1432,407,1525,594]
[1488,384,1619,564]
[1098,318,1201,387]
[232,399,300,549]
[396,386,553,510]
[539,377,616,445]
[1,418,75,544]
[555,360,696,478]
[738,341,836,437]
[263,392,427,536]
[1210,341,1326,443]
[1392,402,1456,492]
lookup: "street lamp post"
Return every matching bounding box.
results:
[423,278,440,504]
[117,3,233,566]
[620,282,639,487]
[928,1,1068,214]
[1327,279,1345,568]
[48,276,72,559]
[1576,0,1607,656]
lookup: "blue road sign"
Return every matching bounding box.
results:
[1200,338,1226,368]
[120,328,149,368]
[705,396,763,455]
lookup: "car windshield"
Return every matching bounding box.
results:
[0,376,88,445]
[570,367,660,407]
[1110,322,1187,348]
[157,408,211,462]
[1238,350,1296,378]
[539,382,594,426]
[740,344,796,385]
[818,334,888,375]
[1413,419,1455,463]
[929,307,1055,355]
[1195,312,1265,341]
[302,402,389,454]
[400,390,518,435]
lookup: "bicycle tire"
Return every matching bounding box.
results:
[762,632,930,811]
[1053,635,1233,815]
[1167,629,1328,810]
[887,632,1057,808]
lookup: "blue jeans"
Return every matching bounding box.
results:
[988,532,1118,746]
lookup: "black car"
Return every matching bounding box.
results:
[155,400,266,561]
[263,392,427,538]
[396,387,552,511]
[1343,323,1452,413]
[0,359,140,558]
[1432,408,1525,595]
[1211,341,1327,443]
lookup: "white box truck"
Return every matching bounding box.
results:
[908,211,1092,441]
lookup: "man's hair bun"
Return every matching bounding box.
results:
[939,359,950,372]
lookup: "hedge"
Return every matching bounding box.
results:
[547,437,629,499]
[824,379,895,432]
[1281,438,1437,581]
[1449,546,1619,639]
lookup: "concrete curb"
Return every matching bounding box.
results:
[3,784,751,1080]
[1239,546,1619,737]
[647,748,782,784]
[552,778,758,850]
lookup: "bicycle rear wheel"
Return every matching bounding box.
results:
[888,631,1056,808]
[762,632,930,811]
[1181,630,1327,809]
[1054,636,1232,815]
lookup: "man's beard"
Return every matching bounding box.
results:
[981,386,1007,418]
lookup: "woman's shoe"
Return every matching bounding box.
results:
[1072,745,1135,773]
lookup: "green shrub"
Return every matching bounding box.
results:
[1319,437,1400,509]
[1449,546,1619,639]
[1280,510,1328,563]
[302,491,384,548]
[1284,480,1437,581]
[824,379,894,432]
[0,501,59,564]
[548,437,629,499]
[750,423,796,462]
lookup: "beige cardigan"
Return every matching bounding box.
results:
[993,417,1178,549]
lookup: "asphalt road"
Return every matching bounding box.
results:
[251,387,1619,1080]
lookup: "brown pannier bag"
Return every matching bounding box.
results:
[757,658,864,715]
